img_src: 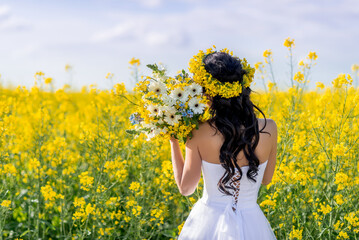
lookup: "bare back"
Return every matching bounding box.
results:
[196,118,277,184]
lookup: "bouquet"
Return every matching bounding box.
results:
[126,63,211,143]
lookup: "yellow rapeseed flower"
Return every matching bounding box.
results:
[335,172,349,191]
[85,203,95,215]
[344,212,359,227]
[318,203,332,215]
[254,62,263,70]
[338,231,349,239]
[106,72,114,79]
[334,194,344,205]
[34,71,45,78]
[178,221,185,235]
[129,181,141,192]
[44,77,52,84]
[41,185,57,201]
[2,163,17,175]
[332,73,353,88]
[260,199,276,208]
[1,200,11,208]
[294,72,305,83]
[284,37,295,48]
[28,158,40,170]
[263,49,272,64]
[129,57,140,66]
[289,227,303,239]
[316,82,325,89]
[65,64,72,71]
[267,81,276,91]
[79,171,94,191]
[114,83,127,95]
[307,51,318,60]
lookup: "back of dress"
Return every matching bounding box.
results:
[178,159,277,240]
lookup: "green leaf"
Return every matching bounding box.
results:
[20,230,30,237]
[146,63,166,75]
[161,229,176,238]
[146,96,162,104]
[125,129,139,135]
[185,117,189,125]
[188,131,193,139]
[146,63,159,72]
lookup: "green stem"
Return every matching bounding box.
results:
[290,48,294,88]
[268,61,277,90]
[118,94,140,107]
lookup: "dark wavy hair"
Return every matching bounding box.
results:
[202,51,270,196]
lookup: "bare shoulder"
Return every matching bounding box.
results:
[258,118,277,136]
[193,121,211,136]
[186,121,209,143]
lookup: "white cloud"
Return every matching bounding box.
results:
[145,32,170,46]
[136,0,163,8]
[0,5,11,19]
[11,44,38,58]
[0,17,30,31]
[134,0,205,8]
[0,4,30,31]
[90,22,138,42]
[90,15,190,47]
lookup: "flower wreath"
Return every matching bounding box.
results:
[188,46,255,98]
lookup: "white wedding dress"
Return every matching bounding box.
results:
[178,159,277,240]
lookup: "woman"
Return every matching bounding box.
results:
[169,51,278,239]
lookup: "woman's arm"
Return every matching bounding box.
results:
[169,133,202,196]
[262,119,277,185]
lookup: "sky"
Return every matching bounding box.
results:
[0,0,358,91]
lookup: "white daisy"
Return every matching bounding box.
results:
[188,97,206,114]
[161,95,176,107]
[146,104,162,117]
[148,81,167,96]
[187,83,203,97]
[162,106,177,114]
[141,122,156,130]
[170,87,189,103]
[146,128,161,141]
[160,127,168,134]
[163,108,181,125]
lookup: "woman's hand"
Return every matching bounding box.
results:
[169,135,178,142]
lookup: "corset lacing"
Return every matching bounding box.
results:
[231,168,241,213]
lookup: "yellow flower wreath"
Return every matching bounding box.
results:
[188,47,255,98]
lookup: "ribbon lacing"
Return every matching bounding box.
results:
[231,168,241,213]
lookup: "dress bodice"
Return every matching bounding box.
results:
[179,160,277,240]
[201,160,268,209]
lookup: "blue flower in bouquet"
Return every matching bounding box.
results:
[181,110,188,117]
[129,115,137,125]
[129,113,143,125]
[187,109,194,118]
